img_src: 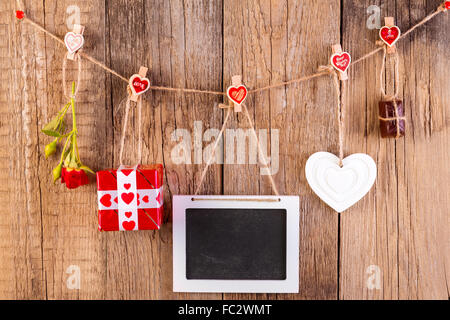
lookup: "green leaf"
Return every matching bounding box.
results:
[41,129,62,137]
[80,165,95,174]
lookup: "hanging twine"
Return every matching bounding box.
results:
[318,65,345,166]
[378,45,406,139]
[17,3,446,99]
[194,101,280,196]
[118,89,143,165]
[62,52,82,99]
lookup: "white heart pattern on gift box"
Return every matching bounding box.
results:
[305,152,377,213]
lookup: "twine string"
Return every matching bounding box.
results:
[378,43,405,139]
[17,4,445,97]
[118,95,143,165]
[194,105,232,195]
[318,65,345,166]
[242,104,280,196]
[194,102,280,196]
[62,52,82,99]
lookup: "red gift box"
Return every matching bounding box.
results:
[96,164,164,231]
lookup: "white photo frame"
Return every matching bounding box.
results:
[173,195,299,293]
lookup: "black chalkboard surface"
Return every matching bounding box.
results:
[186,208,287,280]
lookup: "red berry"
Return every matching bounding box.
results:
[16,10,25,20]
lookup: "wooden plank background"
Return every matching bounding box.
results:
[0,0,448,300]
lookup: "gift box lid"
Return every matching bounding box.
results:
[96,164,164,191]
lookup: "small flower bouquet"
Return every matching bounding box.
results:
[41,82,93,189]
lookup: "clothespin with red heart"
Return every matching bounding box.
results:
[129,66,150,102]
[379,17,401,54]
[227,75,248,112]
[64,24,85,60]
[330,44,351,81]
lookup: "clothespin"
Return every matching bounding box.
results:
[330,44,351,81]
[64,24,85,60]
[226,75,248,112]
[129,66,150,102]
[380,17,401,54]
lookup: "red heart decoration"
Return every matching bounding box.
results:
[124,183,131,190]
[121,192,134,205]
[379,26,401,47]
[227,85,248,105]
[64,32,84,54]
[125,211,132,218]
[100,194,112,207]
[446,1,450,10]
[122,221,136,231]
[142,195,149,203]
[120,169,133,176]
[331,52,351,73]
[129,75,150,96]
[114,197,118,203]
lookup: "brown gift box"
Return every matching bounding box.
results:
[378,99,405,138]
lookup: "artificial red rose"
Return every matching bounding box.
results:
[61,168,89,189]
[16,11,25,20]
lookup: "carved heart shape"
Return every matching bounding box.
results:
[129,74,150,96]
[100,194,112,207]
[331,52,351,73]
[125,211,132,218]
[379,26,401,47]
[121,192,135,205]
[305,152,377,213]
[64,32,84,54]
[114,197,118,203]
[124,183,131,190]
[227,85,248,105]
[142,195,149,203]
[122,221,136,231]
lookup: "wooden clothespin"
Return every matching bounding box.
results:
[226,75,248,112]
[380,17,401,54]
[330,44,351,81]
[64,24,85,60]
[129,66,150,102]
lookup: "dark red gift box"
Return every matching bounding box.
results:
[378,99,405,138]
[96,164,164,231]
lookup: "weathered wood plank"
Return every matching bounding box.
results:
[106,0,223,299]
[0,0,46,299]
[38,0,109,299]
[340,0,449,299]
[223,0,339,300]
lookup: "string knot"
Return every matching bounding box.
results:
[318,65,335,74]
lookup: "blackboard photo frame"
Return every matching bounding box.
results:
[173,195,299,293]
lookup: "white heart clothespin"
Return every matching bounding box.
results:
[129,66,150,102]
[64,24,85,60]
[226,75,248,112]
[330,44,351,81]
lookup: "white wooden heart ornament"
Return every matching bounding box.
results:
[305,152,377,213]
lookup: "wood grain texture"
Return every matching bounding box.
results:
[340,0,449,299]
[223,0,339,300]
[0,0,448,300]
